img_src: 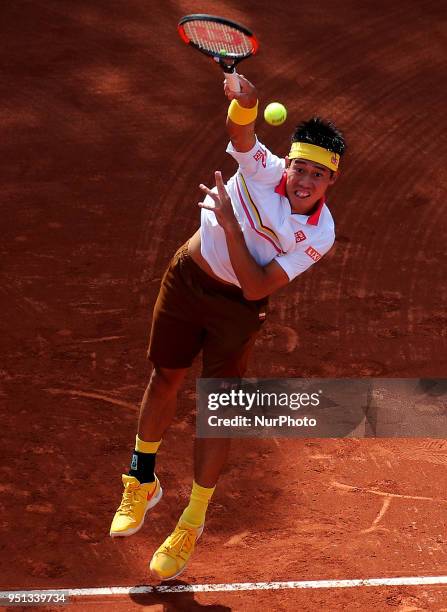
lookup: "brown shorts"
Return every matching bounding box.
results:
[148,242,268,377]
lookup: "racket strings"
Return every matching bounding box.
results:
[183,21,253,56]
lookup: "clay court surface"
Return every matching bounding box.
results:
[1,1,446,610]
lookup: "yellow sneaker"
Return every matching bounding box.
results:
[149,521,204,580]
[110,474,162,537]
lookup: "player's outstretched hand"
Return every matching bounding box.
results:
[224,74,257,108]
[198,171,238,231]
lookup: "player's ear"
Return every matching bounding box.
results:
[285,156,291,168]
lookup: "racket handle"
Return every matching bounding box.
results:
[225,71,241,93]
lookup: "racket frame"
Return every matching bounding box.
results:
[177,13,259,91]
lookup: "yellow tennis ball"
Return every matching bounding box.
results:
[264,102,287,126]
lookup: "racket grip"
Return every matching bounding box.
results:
[225,71,241,93]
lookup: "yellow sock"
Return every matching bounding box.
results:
[135,434,161,454]
[180,481,215,527]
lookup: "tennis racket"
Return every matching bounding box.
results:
[177,14,259,93]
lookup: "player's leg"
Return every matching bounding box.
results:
[111,242,204,537]
[110,365,187,537]
[191,332,258,487]
[137,365,187,442]
[150,283,265,579]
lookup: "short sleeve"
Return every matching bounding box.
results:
[226,138,284,185]
[275,234,335,281]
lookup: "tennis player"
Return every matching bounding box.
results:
[110,74,346,580]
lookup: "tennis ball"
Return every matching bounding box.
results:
[264,102,287,126]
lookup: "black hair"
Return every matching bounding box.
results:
[291,117,346,156]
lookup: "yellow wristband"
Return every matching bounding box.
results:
[228,99,258,125]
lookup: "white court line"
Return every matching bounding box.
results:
[2,575,447,598]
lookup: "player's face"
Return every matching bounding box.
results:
[285,158,337,214]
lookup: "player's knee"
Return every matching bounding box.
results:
[150,365,186,394]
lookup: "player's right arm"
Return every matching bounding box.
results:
[225,75,257,152]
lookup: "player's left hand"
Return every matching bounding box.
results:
[224,74,257,108]
[198,171,238,231]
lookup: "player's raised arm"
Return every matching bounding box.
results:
[225,75,258,152]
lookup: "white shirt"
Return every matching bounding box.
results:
[200,138,335,286]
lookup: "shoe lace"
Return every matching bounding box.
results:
[118,485,143,516]
[165,527,196,560]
